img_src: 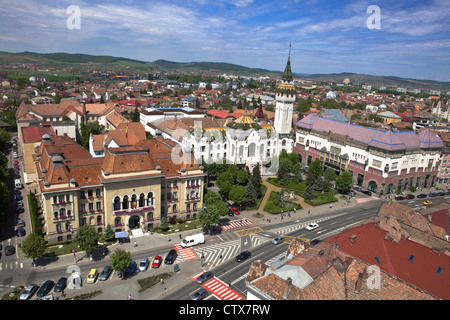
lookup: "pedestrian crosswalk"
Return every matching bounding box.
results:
[193,239,240,268]
[191,271,245,300]
[0,261,23,271]
[356,196,380,204]
[173,243,198,261]
[221,218,255,231]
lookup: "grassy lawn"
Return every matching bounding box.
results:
[137,272,174,293]
[263,191,302,214]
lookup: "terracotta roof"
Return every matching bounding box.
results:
[326,222,450,300]
[21,126,56,143]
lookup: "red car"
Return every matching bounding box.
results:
[152,255,162,268]
[230,207,240,215]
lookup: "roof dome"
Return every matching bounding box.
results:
[227,111,262,130]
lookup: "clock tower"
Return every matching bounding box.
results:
[274,43,296,135]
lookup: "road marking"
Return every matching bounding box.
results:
[234,226,263,237]
[221,218,255,231]
[173,244,198,261]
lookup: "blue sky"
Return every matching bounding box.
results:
[1,0,449,81]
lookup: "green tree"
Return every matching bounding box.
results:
[303,184,315,200]
[336,171,353,192]
[160,216,169,231]
[75,225,100,257]
[21,232,46,265]
[229,185,246,206]
[245,180,257,207]
[110,248,131,272]
[236,168,248,185]
[131,106,140,122]
[277,157,291,186]
[324,167,337,182]
[103,224,115,242]
[251,163,262,197]
[307,159,323,179]
[199,201,226,233]
[80,121,105,149]
[217,171,234,196]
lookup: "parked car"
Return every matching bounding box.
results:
[5,245,15,256]
[99,266,112,281]
[53,277,67,292]
[394,195,405,200]
[417,194,427,198]
[352,186,362,192]
[196,271,214,284]
[86,269,98,284]
[438,192,445,196]
[16,200,23,207]
[230,207,240,215]
[405,194,415,199]
[127,261,137,274]
[152,255,162,268]
[16,206,24,214]
[361,190,372,196]
[429,192,438,197]
[15,194,22,201]
[306,223,319,231]
[16,228,26,237]
[164,249,178,265]
[272,236,284,245]
[17,219,25,228]
[235,251,251,262]
[139,257,149,272]
[191,288,208,300]
[36,280,54,297]
[19,284,39,300]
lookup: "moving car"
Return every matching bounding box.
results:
[54,277,67,292]
[164,249,178,265]
[152,255,162,268]
[306,223,319,231]
[272,236,284,245]
[191,288,208,300]
[19,284,39,300]
[139,257,149,272]
[309,239,321,246]
[86,269,98,284]
[180,233,205,248]
[235,251,251,262]
[196,271,214,284]
[423,201,432,206]
[36,280,54,297]
[99,266,113,281]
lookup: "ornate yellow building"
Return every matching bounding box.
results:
[33,133,204,244]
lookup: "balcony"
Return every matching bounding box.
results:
[113,206,155,215]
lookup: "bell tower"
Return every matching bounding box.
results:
[274,43,296,135]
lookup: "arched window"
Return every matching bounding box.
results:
[131,194,137,209]
[113,196,121,211]
[172,204,177,213]
[248,143,256,157]
[123,195,129,209]
[114,217,122,226]
[54,212,58,219]
[65,222,71,231]
[147,192,154,206]
[56,223,62,232]
[239,145,244,157]
[139,193,145,207]
[187,204,191,212]
[59,208,66,217]
[97,215,102,225]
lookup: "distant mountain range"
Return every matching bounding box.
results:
[1,51,449,91]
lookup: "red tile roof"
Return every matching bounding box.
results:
[326,223,450,300]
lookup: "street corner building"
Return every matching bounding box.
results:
[33,133,205,244]
[294,115,444,194]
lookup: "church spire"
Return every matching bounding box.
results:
[282,43,293,83]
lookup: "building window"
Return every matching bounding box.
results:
[113,196,121,211]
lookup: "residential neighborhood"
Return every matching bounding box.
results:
[0,49,449,304]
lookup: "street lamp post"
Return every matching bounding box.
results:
[69,224,76,264]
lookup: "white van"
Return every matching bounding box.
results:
[180,233,205,248]
[15,179,22,189]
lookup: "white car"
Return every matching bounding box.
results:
[305,223,319,231]
[139,257,149,272]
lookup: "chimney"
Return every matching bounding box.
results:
[282,277,292,299]
[350,234,357,243]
